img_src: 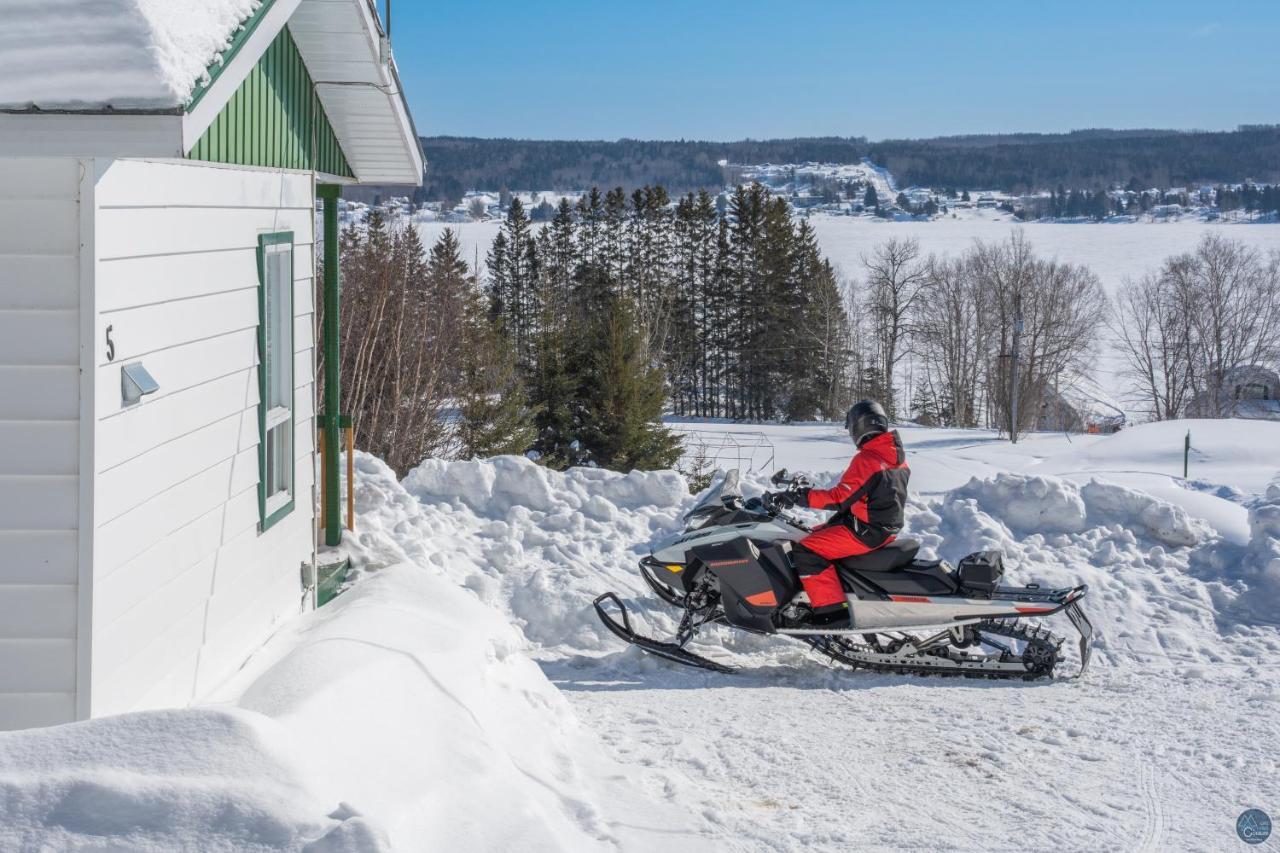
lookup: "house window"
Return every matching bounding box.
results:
[258,232,295,531]
[1237,383,1270,401]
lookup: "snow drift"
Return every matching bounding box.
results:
[0,454,708,853]
[0,708,385,852]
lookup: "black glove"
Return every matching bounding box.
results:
[793,487,810,507]
[765,490,791,508]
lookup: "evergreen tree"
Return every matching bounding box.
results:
[456,285,537,459]
[864,184,879,209]
[487,197,541,369]
[568,274,681,470]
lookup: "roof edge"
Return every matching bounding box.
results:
[185,0,281,113]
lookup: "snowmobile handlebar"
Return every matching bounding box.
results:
[754,491,813,532]
[769,468,812,489]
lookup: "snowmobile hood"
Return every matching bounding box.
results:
[861,430,905,466]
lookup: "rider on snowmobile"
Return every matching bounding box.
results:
[772,400,909,629]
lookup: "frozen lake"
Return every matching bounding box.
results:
[415,210,1280,293]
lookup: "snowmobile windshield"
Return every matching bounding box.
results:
[683,469,742,526]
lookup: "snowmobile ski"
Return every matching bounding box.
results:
[593,592,735,674]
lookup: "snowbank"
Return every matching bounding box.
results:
[386,455,694,657]
[0,708,386,852]
[0,0,259,110]
[948,473,1089,534]
[1201,471,1280,625]
[944,472,1204,546]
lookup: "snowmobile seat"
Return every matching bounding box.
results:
[833,540,961,598]
[835,538,920,573]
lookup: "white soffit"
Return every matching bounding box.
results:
[289,0,424,186]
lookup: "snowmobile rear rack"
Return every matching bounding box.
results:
[593,592,736,674]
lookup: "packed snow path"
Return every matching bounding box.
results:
[379,419,1280,852]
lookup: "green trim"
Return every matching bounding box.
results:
[186,0,279,112]
[187,27,354,178]
[316,556,351,607]
[319,186,343,547]
[257,230,297,533]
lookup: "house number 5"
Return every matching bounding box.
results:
[105,325,115,362]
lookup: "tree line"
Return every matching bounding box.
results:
[396,128,1280,207]
[485,184,857,436]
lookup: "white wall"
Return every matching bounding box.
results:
[0,157,81,729]
[90,159,315,717]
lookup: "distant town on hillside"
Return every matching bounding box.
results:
[372,126,1280,208]
[340,154,1280,228]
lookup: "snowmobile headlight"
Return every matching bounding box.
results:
[665,564,684,574]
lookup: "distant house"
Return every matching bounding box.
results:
[1151,204,1183,219]
[0,0,422,729]
[1187,365,1280,420]
[976,195,999,209]
[1037,383,1126,434]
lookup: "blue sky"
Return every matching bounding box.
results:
[383,0,1279,141]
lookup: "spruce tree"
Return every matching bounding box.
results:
[456,287,537,459]
[569,273,681,470]
[488,197,540,370]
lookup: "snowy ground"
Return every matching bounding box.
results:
[4,419,1278,851]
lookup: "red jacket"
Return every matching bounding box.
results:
[807,430,910,543]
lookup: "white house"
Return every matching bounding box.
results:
[0,0,422,729]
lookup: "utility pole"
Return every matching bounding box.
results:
[1010,292,1023,444]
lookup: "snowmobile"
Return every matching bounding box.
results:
[594,469,1093,679]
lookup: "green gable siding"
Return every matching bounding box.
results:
[187,27,353,179]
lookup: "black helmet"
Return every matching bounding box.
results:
[845,400,889,446]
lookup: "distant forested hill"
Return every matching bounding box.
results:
[868,128,1280,191]
[404,128,1280,203]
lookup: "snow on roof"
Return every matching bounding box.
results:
[0,0,259,111]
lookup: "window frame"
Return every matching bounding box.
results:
[257,231,296,532]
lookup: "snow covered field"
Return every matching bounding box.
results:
[4,419,1278,851]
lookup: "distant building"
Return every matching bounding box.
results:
[976,195,998,209]
[1188,365,1280,420]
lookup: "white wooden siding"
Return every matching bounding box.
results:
[0,157,81,730]
[90,159,315,718]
